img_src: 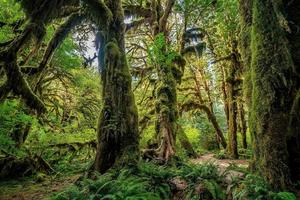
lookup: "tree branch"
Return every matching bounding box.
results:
[26,12,84,75]
[159,0,175,32]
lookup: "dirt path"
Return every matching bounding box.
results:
[0,174,80,200]
[190,153,249,183]
[190,153,248,169]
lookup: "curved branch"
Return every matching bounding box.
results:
[181,100,227,148]
[159,0,175,32]
[27,12,84,75]
[5,60,46,113]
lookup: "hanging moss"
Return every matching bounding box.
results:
[31,12,84,74]
[82,0,112,29]
[0,0,75,112]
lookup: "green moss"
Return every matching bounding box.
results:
[246,0,295,189]
[105,41,121,58]
[93,0,139,172]
[83,0,112,29]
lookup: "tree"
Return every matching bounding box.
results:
[239,0,300,189]
[0,0,140,174]
[83,0,139,173]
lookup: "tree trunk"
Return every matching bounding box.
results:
[198,67,221,149]
[85,0,139,173]
[239,0,299,189]
[11,123,31,148]
[155,60,178,161]
[285,0,300,183]
[227,75,238,159]
[190,67,227,149]
[226,46,239,159]
[181,101,227,149]
[151,0,178,162]
[237,100,247,149]
[201,106,227,149]
[220,65,230,126]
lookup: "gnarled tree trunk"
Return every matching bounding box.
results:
[151,0,178,162]
[154,57,178,161]
[84,0,139,173]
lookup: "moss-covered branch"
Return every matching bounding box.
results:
[4,60,46,113]
[27,12,84,75]
[181,100,227,149]
[81,0,112,29]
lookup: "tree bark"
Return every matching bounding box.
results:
[239,0,300,189]
[154,57,178,161]
[220,65,230,126]
[189,67,227,149]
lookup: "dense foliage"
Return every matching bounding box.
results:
[0,0,299,199]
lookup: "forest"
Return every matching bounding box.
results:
[0,0,299,199]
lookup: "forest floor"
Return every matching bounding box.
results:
[191,153,249,184]
[0,154,249,200]
[191,153,248,168]
[0,174,81,200]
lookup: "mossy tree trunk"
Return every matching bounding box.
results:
[198,66,223,149]
[150,0,179,162]
[84,0,139,173]
[220,65,230,127]
[237,99,247,149]
[239,0,300,189]
[154,50,178,161]
[226,41,241,159]
[226,69,238,159]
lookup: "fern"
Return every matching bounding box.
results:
[179,162,220,183]
[272,192,297,200]
[203,179,226,200]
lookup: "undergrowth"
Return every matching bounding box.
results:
[50,160,297,200]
